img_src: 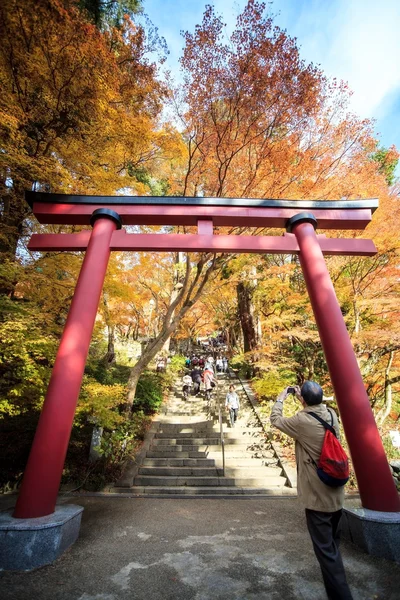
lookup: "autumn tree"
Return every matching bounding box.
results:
[162,1,400,387]
[0,0,173,438]
[329,188,400,424]
[0,0,166,287]
[119,0,400,402]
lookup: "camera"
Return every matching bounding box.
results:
[287,386,296,395]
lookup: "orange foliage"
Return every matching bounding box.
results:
[174,0,390,202]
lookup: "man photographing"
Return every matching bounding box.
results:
[270,381,353,600]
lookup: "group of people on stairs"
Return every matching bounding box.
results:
[181,356,240,427]
[185,354,229,372]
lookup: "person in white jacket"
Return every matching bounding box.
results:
[182,374,193,399]
[225,385,240,427]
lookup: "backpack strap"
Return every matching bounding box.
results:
[308,411,337,438]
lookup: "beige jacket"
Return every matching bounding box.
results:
[271,401,344,512]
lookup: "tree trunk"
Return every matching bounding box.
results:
[103,325,116,364]
[237,281,258,353]
[102,294,115,364]
[161,252,185,354]
[378,350,395,426]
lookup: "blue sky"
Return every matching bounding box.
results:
[142,0,400,156]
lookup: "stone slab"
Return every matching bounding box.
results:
[0,504,84,571]
[2,495,400,600]
[343,504,400,562]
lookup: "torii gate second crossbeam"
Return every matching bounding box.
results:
[13,194,400,520]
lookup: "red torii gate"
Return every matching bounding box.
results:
[13,192,400,519]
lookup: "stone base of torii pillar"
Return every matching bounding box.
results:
[0,504,83,571]
[342,504,400,563]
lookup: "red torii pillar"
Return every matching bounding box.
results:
[13,195,400,518]
[287,214,399,512]
[14,209,121,518]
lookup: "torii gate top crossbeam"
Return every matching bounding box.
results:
[26,192,378,230]
[26,192,379,212]
[26,193,379,256]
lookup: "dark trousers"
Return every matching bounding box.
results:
[305,509,353,600]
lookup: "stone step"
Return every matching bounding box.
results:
[223,466,282,477]
[158,415,210,421]
[116,373,290,495]
[112,486,295,497]
[148,444,210,453]
[151,437,220,446]
[133,475,287,487]
[138,466,282,478]
[155,428,263,438]
[149,444,273,455]
[155,431,219,439]
[161,412,210,418]
[218,458,278,467]
[138,467,219,476]
[151,438,270,447]
[146,450,209,458]
[142,458,216,467]
[201,448,275,459]
[219,437,270,446]
[156,423,213,432]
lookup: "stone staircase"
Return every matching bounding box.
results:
[113,374,295,497]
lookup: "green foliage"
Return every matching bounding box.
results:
[133,371,164,414]
[382,433,400,462]
[99,413,148,461]
[79,0,142,28]
[77,376,126,430]
[128,164,151,185]
[0,260,23,297]
[0,308,57,417]
[86,360,131,386]
[127,164,170,196]
[149,178,170,196]
[168,354,187,374]
[229,354,253,378]
[370,146,399,186]
[252,370,295,402]
[129,356,185,415]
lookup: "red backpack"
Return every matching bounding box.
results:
[307,411,349,488]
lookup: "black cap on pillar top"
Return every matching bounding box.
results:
[286,212,318,233]
[90,208,122,230]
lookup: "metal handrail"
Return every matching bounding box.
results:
[217,392,225,476]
